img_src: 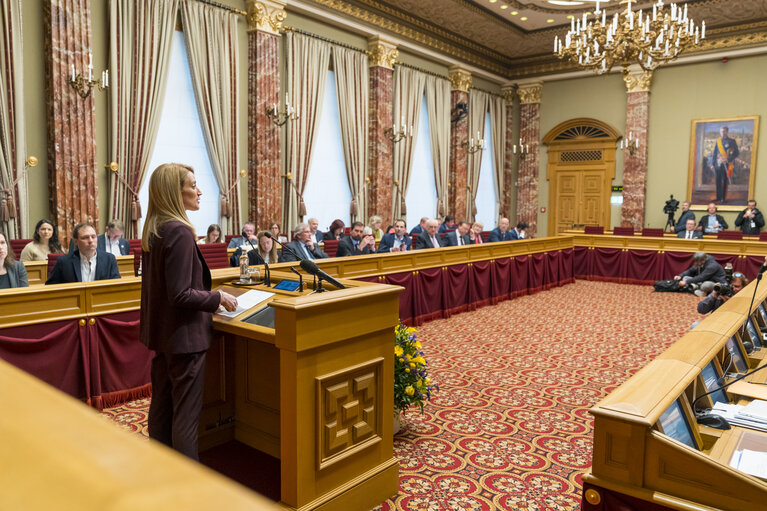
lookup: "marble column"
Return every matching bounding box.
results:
[246,0,285,232]
[43,0,99,243]
[448,66,471,220]
[367,37,397,226]
[516,83,542,237]
[501,85,515,219]
[621,69,651,230]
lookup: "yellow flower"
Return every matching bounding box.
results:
[417,378,423,386]
[424,377,431,385]
[405,385,415,396]
[413,356,425,365]
[414,341,422,348]
[409,362,416,369]
[407,327,418,334]
[405,368,410,373]
[394,346,404,357]
[404,354,411,362]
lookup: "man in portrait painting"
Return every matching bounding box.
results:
[709,126,739,204]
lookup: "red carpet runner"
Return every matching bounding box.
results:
[103,281,700,510]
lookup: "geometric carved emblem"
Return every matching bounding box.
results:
[316,358,383,470]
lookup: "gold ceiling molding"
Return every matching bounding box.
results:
[247,0,286,34]
[368,36,398,69]
[448,66,472,92]
[622,69,653,93]
[517,83,542,104]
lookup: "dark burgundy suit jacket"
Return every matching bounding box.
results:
[140,221,221,354]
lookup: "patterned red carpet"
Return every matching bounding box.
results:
[102,281,700,510]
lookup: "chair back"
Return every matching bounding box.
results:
[197,243,230,269]
[46,253,65,277]
[759,232,767,242]
[641,228,665,237]
[584,225,604,235]
[717,230,743,240]
[323,240,339,258]
[224,234,236,246]
[612,226,634,236]
[128,239,142,276]
[10,239,31,257]
[481,231,491,242]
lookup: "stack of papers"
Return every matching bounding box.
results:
[711,400,767,432]
[216,289,275,318]
[731,449,767,479]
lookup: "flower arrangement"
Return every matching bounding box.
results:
[394,324,438,414]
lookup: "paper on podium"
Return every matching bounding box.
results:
[731,449,767,479]
[728,381,767,402]
[216,289,275,318]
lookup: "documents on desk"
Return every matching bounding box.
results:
[216,289,275,318]
[730,449,767,479]
[713,401,767,432]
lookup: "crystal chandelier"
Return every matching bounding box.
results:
[554,0,706,75]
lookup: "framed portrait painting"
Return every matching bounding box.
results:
[687,116,759,211]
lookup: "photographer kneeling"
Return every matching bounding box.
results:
[697,272,749,314]
[674,251,727,297]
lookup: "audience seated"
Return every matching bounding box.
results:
[673,201,695,233]
[438,215,455,234]
[198,223,222,244]
[230,230,278,266]
[378,219,411,252]
[677,219,703,239]
[336,221,374,257]
[409,217,427,236]
[268,221,288,244]
[99,219,131,256]
[21,218,63,262]
[510,221,528,240]
[307,217,323,244]
[280,223,329,262]
[488,217,513,242]
[227,222,257,251]
[698,202,728,234]
[443,221,471,246]
[735,199,764,235]
[414,219,443,250]
[674,251,726,297]
[0,232,28,289]
[469,222,483,244]
[365,215,384,241]
[46,223,120,284]
[323,219,345,241]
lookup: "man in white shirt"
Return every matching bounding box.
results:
[46,223,121,284]
[98,219,130,256]
[308,217,323,244]
[378,219,412,252]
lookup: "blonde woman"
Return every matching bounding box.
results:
[470,222,484,244]
[367,215,384,241]
[140,163,237,460]
[197,224,222,244]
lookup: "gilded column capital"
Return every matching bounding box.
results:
[448,66,472,92]
[623,68,653,93]
[246,0,286,35]
[517,83,542,104]
[367,36,398,69]
[501,84,516,106]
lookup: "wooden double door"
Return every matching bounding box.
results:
[551,169,609,234]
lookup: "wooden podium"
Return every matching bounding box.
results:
[201,271,401,510]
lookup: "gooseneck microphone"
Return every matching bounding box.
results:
[299,259,346,289]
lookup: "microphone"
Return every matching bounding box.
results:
[289,266,304,292]
[299,259,345,289]
[263,231,304,262]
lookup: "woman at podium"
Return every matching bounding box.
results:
[139,163,237,459]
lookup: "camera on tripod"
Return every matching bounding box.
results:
[714,263,735,297]
[663,195,680,231]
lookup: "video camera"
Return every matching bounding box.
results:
[714,263,735,297]
[663,195,680,215]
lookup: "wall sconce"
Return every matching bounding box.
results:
[69,53,108,99]
[513,138,530,160]
[619,132,640,156]
[266,93,299,126]
[462,131,486,154]
[385,116,413,144]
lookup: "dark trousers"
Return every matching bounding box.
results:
[148,351,206,460]
[715,164,728,202]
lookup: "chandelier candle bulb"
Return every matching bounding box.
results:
[702,21,705,38]
[71,64,75,81]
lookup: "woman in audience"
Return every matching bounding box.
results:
[21,218,63,261]
[324,219,345,241]
[0,232,28,289]
[256,231,279,264]
[140,163,237,460]
[268,221,287,244]
[366,215,384,241]
[197,224,222,244]
[470,222,484,244]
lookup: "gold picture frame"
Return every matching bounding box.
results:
[687,115,759,212]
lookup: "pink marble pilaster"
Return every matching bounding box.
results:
[501,86,515,218]
[43,0,99,245]
[368,65,394,225]
[621,90,650,229]
[516,84,542,237]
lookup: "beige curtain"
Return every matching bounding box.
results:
[467,89,490,221]
[392,66,426,222]
[180,0,240,235]
[488,95,507,223]
[0,0,27,238]
[284,32,331,230]
[332,46,368,223]
[424,75,450,219]
[109,0,178,237]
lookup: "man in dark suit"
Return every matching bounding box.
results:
[279,222,329,262]
[710,126,739,203]
[443,221,471,247]
[677,219,703,239]
[46,223,121,284]
[378,219,411,252]
[674,251,727,297]
[510,221,528,240]
[409,217,427,236]
[488,217,514,242]
[697,202,728,234]
[735,199,764,235]
[336,221,375,257]
[308,217,324,244]
[673,201,695,233]
[227,221,257,251]
[438,215,455,234]
[98,219,131,256]
[415,219,443,250]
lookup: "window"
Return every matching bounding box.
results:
[474,112,497,228]
[405,94,438,227]
[139,31,220,235]
[302,70,351,232]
